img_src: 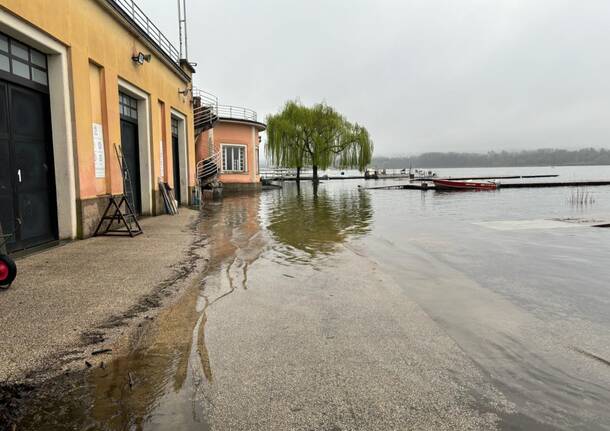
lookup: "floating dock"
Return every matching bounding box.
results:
[365,180,610,191]
[262,174,560,182]
[410,174,559,181]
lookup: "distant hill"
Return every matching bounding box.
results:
[372,148,610,168]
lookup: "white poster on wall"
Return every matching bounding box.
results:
[92,123,105,178]
[160,140,164,180]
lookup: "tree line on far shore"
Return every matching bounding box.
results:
[266,101,373,182]
[373,148,610,169]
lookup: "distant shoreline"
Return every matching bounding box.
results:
[371,148,610,169]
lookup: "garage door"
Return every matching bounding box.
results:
[171,117,181,204]
[0,33,57,253]
[119,92,141,214]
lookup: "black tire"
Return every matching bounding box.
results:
[0,254,16,288]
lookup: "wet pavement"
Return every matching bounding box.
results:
[10,175,610,430]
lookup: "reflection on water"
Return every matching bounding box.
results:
[18,194,266,430]
[263,183,373,260]
[16,184,373,429]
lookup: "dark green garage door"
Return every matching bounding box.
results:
[0,33,57,253]
[119,92,141,214]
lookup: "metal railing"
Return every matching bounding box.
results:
[260,167,313,180]
[109,0,180,63]
[196,150,222,184]
[217,105,258,122]
[193,88,219,130]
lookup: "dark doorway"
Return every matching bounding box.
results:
[0,80,57,253]
[119,92,141,214]
[171,117,181,205]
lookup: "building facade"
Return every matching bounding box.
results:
[195,105,266,192]
[0,0,197,253]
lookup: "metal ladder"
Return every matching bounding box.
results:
[114,144,138,228]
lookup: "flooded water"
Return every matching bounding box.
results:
[17,166,610,430]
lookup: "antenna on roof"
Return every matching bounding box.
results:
[177,0,188,59]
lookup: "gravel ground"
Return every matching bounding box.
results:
[0,209,200,384]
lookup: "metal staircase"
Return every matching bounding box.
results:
[196,150,221,188]
[193,89,219,134]
[192,88,221,189]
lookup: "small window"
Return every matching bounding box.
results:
[9,40,28,60]
[31,68,47,85]
[12,59,30,79]
[0,32,48,88]
[0,54,9,72]
[222,145,246,172]
[0,35,8,53]
[119,92,138,120]
[171,118,179,136]
[30,49,47,69]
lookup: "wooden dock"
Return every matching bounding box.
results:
[365,180,610,191]
[411,174,559,181]
[263,173,560,182]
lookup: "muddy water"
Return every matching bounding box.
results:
[17,178,610,430]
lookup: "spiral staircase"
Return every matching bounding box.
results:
[192,88,262,192]
[193,89,221,188]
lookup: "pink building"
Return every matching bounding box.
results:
[194,91,266,193]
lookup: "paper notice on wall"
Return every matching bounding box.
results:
[160,140,164,180]
[92,123,105,178]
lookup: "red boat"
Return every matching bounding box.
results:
[432,179,498,191]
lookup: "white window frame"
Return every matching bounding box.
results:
[221,144,247,173]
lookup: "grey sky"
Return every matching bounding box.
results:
[140,0,610,156]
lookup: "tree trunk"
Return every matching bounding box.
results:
[296,166,301,182]
[312,165,319,183]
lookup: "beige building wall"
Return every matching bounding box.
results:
[0,0,196,238]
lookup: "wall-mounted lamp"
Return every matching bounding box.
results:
[178,87,191,97]
[132,52,152,65]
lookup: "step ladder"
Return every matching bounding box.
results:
[93,194,142,237]
[114,144,137,219]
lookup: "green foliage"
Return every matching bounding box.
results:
[266,100,373,179]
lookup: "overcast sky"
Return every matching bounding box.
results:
[139,0,610,156]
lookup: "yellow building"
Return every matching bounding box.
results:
[0,0,198,253]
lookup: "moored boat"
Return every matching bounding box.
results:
[432,179,498,190]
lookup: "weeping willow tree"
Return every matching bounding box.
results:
[266,101,373,182]
[266,101,311,181]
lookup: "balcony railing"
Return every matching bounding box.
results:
[108,0,180,63]
[192,88,260,132]
[217,105,258,122]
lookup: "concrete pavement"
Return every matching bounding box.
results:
[0,209,201,384]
